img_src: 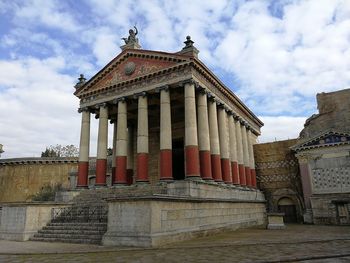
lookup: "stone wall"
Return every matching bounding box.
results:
[103,196,266,247]
[0,158,77,203]
[254,139,304,222]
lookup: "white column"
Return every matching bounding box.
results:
[197,90,212,180]
[184,80,200,178]
[115,99,128,184]
[77,108,90,188]
[241,121,252,187]
[136,93,149,182]
[218,106,231,183]
[208,98,222,182]
[235,118,246,185]
[95,103,108,186]
[160,87,173,180]
[229,114,239,184]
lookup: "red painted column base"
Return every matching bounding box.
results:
[245,166,252,187]
[111,168,116,184]
[185,145,200,178]
[221,158,232,184]
[160,149,173,180]
[95,159,107,186]
[231,161,240,185]
[137,153,149,182]
[211,154,223,182]
[77,162,89,188]
[251,169,257,188]
[114,156,127,184]
[199,150,212,180]
[127,169,133,185]
[238,164,246,186]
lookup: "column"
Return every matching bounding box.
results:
[95,103,108,186]
[241,122,252,187]
[136,93,149,182]
[114,99,128,184]
[247,129,257,188]
[77,108,90,188]
[184,80,200,178]
[197,90,212,180]
[235,118,246,186]
[218,106,231,184]
[229,114,239,185]
[111,121,117,182]
[159,87,173,180]
[208,98,222,182]
[126,126,134,185]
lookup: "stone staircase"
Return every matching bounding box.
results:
[30,184,168,244]
[30,222,107,244]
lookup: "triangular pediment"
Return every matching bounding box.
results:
[74,49,191,98]
[291,130,350,152]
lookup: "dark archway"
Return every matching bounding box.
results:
[278,197,297,223]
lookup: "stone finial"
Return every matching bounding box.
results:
[121,26,141,50]
[74,74,86,89]
[178,35,199,58]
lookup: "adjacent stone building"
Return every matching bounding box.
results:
[291,89,350,225]
[254,139,304,223]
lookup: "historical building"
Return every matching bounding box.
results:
[254,139,304,223]
[73,30,263,188]
[291,89,350,225]
[0,29,266,246]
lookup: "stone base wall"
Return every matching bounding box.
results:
[311,193,350,225]
[0,203,70,241]
[103,196,266,247]
[0,158,77,202]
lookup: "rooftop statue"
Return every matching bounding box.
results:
[122,26,139,44]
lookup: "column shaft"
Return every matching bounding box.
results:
[235,119,246,185]
[114,100,128,184]
[95,105,108,186]
[77,110,90,188]
[248,129,257,188]
[197,91,212,180]
[136,95,149,182]
[111,122,117,182]
[208,100,222,182]
[218,108,231,184]
[229,115,239,185]
[127,126,134,185]
[184,81,200,178]
[160,88,173,180]
[241,123,252,187]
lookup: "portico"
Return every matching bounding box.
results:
[74,34,262,190]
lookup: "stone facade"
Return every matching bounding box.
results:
[0,158,77,203]
[254,139,304,223]
[292,88,350,225]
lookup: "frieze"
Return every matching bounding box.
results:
[80,66,192,108]
[192,70,261,134]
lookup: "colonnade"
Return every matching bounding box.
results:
[76,80,257,188]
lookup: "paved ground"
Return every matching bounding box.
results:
[0,224,350,262]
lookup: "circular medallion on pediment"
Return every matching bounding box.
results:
[124,62,136,75]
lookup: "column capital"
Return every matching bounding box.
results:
[216,101,225,108]
[207,92,216,101]
[155,85,169,93]
[78,107,90,113]
[94,102,108,109]
[133,91,147,98]
[179,78,197,87]
[113,97,127,104]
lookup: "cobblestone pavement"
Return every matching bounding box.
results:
[0,225,350,262]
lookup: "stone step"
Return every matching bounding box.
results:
[30,237,101,244]
[38,229,106,235]
[43,224,107,231]
[33,232,103,240]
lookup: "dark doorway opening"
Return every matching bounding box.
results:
[172,139,185,180]
[278,205,297,223]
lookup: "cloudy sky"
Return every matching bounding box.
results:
[0,0,349,158]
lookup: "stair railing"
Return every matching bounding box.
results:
[51,206,108,223]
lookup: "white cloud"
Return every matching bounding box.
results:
[12,0,82,33]
[259,116,307,143]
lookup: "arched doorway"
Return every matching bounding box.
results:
[278,197,297,223]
